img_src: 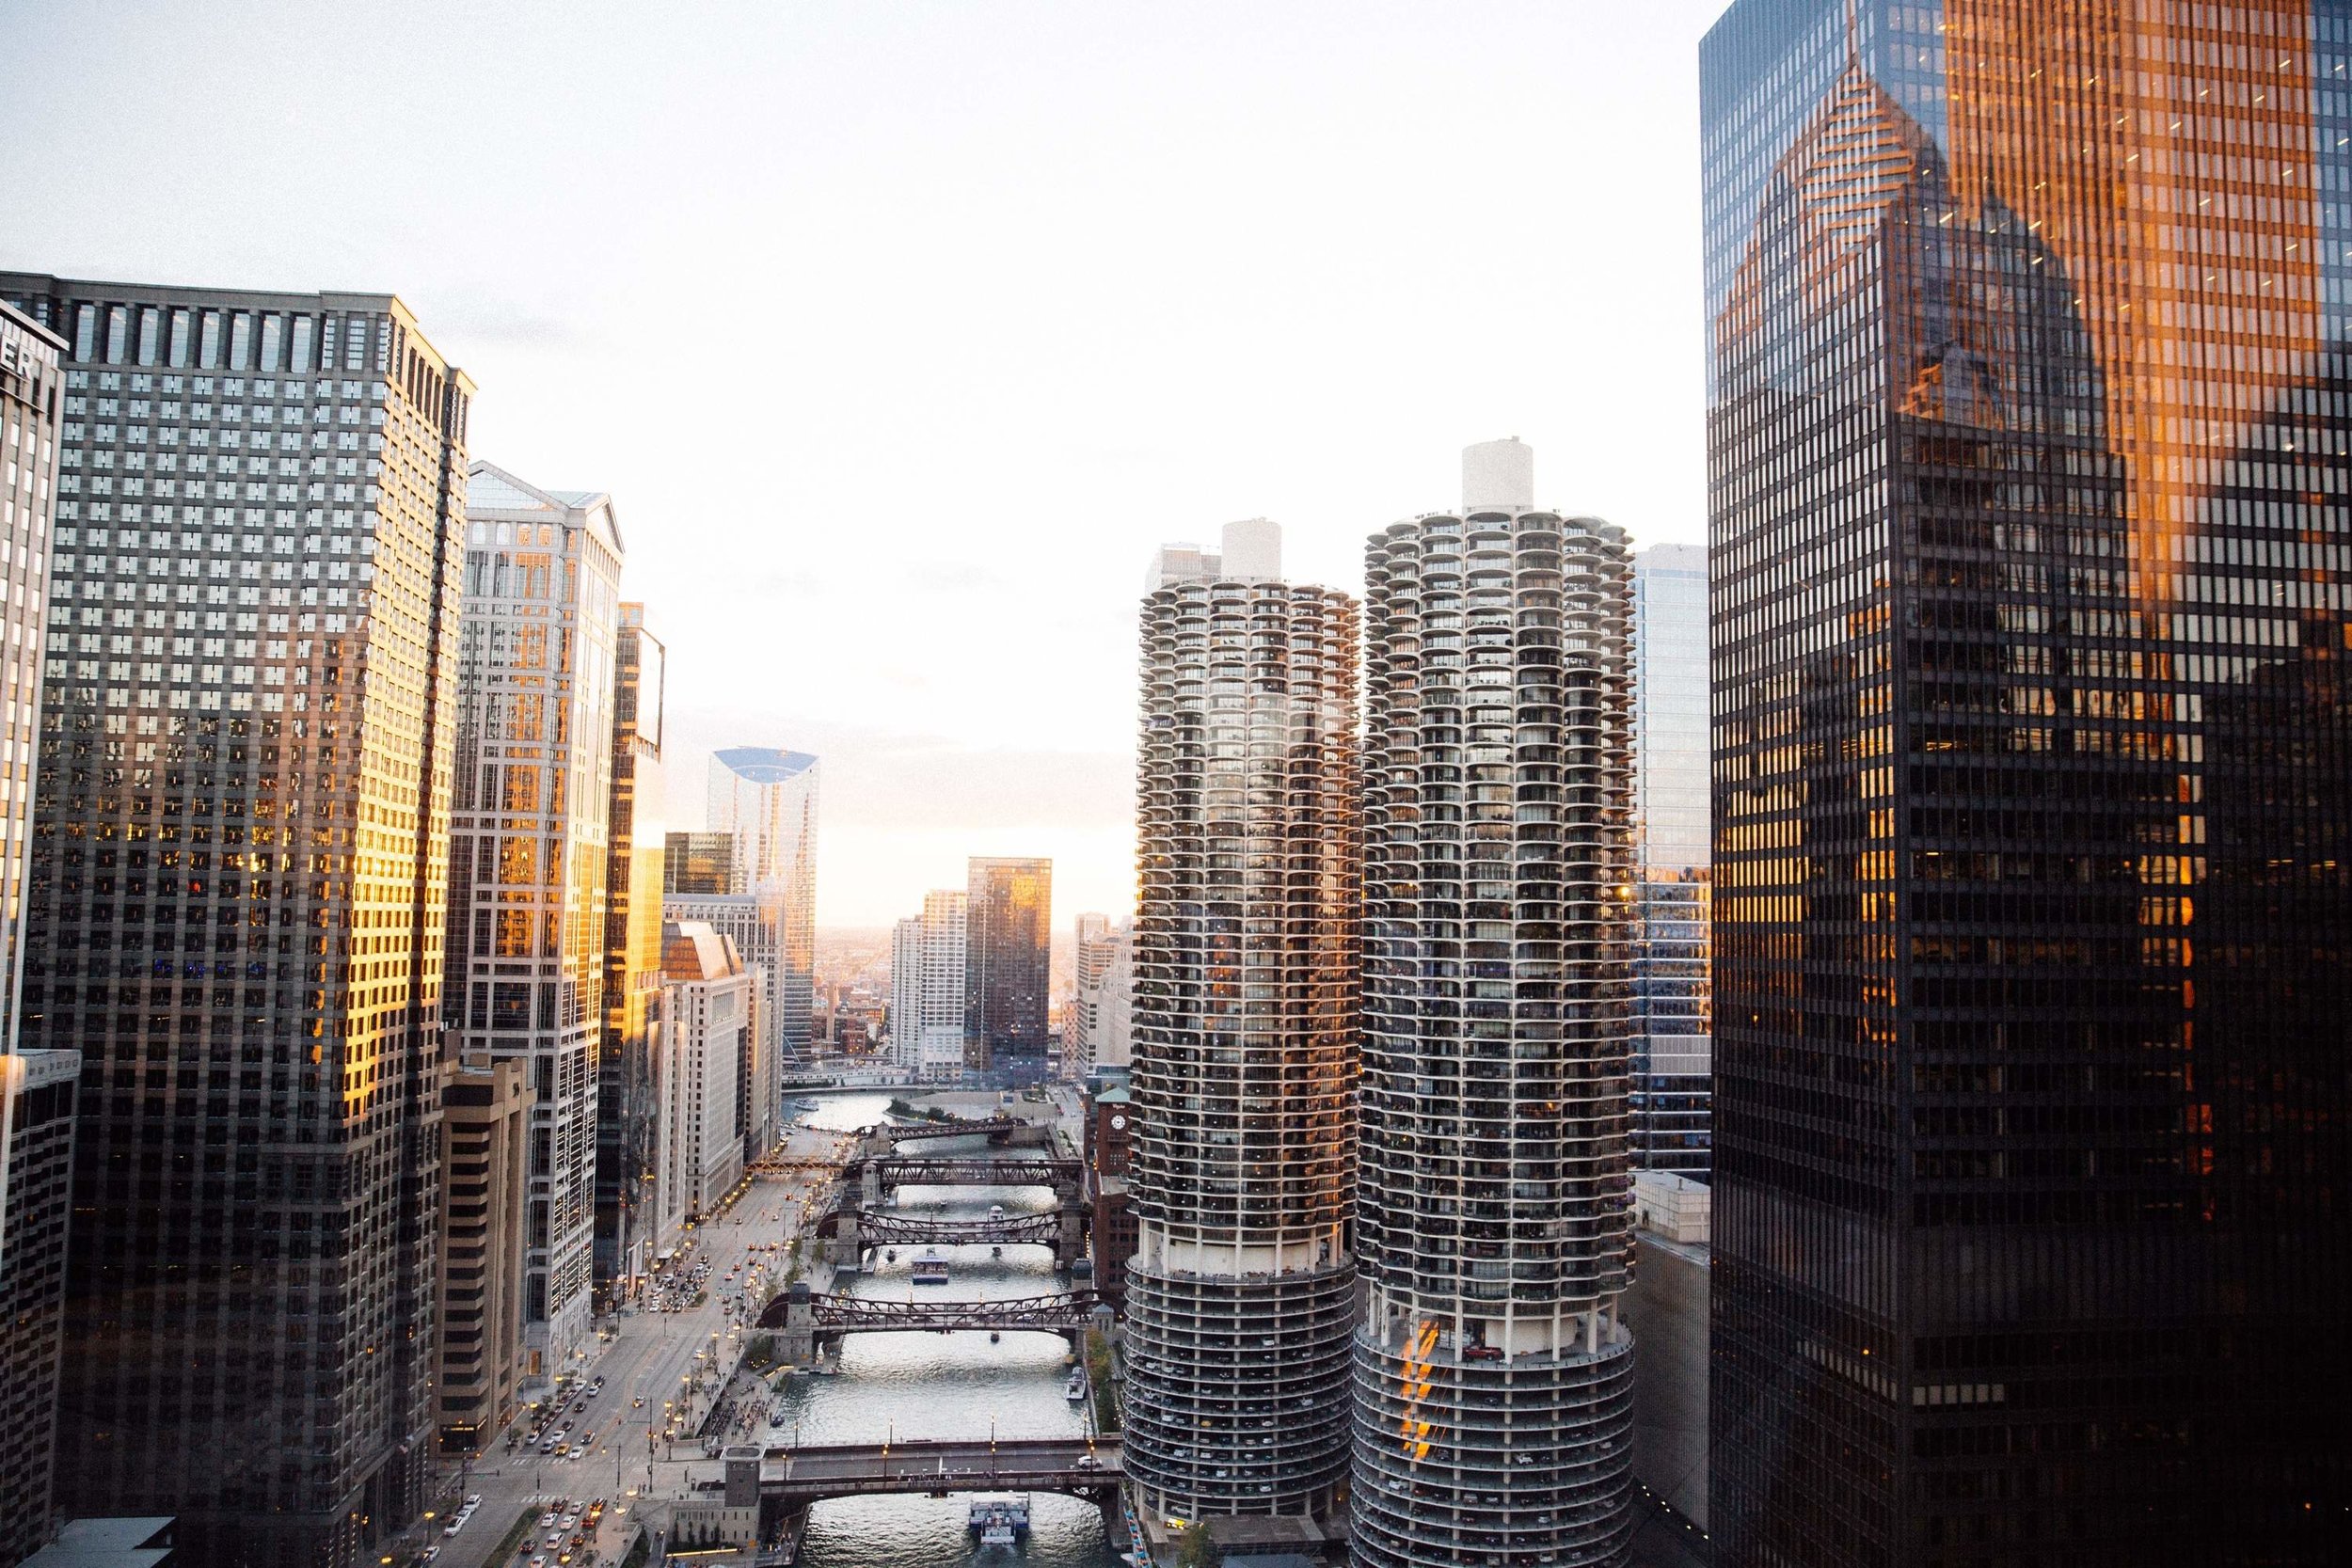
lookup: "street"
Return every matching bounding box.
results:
[423,1117,863,1568]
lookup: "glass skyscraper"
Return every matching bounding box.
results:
[1353,442,1640,1568]
[445,463,623,1384]
[963,855,1052,1082]
[0,273,470,1568]
[706,745,818,1138]
[1629,543,1712,1176]
[1701,4,2351,1562]
[596,604,667,1301]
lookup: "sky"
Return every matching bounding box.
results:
[3,0,1730,928]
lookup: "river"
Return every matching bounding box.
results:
[782,1093,1123,1568]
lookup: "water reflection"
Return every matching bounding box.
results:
[781,1094,1120,1567]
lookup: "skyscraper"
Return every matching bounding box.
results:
[1122,519,1360,1529]
[706,746,818,1134]
[660,921,751,1217]
[890,889,969,1083]
[596,605,667,1299]
[662,830,777,1159]
[445,463,622,1386]
[0,273,470,1566]
[431,1056,529,1456]
[1069,912,1129,1078]
[963,855,1052,1081]
[1701,5,2351,1561]
[1353,441,1638,1568]
[0,299,69,1568]
[1629,544,1711,1176]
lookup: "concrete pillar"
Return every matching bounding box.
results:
[860,1161,882,1212]
[1057,1177,1086,1268]
[829,1211,861,1269]
[783,1281,814,1368]
[724,1447,763,1508]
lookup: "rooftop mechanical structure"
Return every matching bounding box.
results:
[1352,442,1639,1567]
[1122,524,1361,1526]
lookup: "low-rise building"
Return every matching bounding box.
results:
[1622,1170,1709,1535]
[434,1058,531,1455]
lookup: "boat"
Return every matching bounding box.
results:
[989,1204,1006,1222]
[884,1249,898,1262]
[990,1330,1001,1343]
[968,1498,1030,1546]
[991,1245,1003,1259]
[911,1249,950,1285]
[1065,1368,1089,1402]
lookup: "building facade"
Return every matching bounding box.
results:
[1,1049,78,1566]
[1629,543,1711,1176]
[1352,442,1639,1567]
[596,605,667,1302]
[0,300,67,1568]
[0,273,470,1567]
[1123,524,1361,1528]
[963,856,1051,1080]
[433,1057,529,1455]
[706,746,818,1132]
[889,889,968,1082]
[660,922,750,1218]
[1700,5,2352,1561]
[1069,913,1132,1079]
[662,831,775,1160]
[444,463,622,1387]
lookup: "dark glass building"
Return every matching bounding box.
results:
[1700,5,2351,1563]
[0,274,470,1567]
[596,606,666,1303]
[964,856,1052,1082]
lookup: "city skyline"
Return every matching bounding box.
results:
[0,0,1727,927]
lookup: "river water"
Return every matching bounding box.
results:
[783,1094,1122,1568]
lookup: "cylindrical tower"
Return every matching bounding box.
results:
[1124,567,1361,1525]
[1352,483,1639,1567]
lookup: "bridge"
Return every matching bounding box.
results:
[759,1281,1103,1363]
[826,1153,1092,1270]
[870,1155,1081,1189]
[868,1116,1047,1148]
[716,1438,1121,1534]
[839,1210,1062,1250]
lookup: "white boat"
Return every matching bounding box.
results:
[989,1204,1006,1222]
[1065,1368,1089,1402]
[968,1498,1030,1545]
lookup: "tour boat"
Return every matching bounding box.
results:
[968,1497,1030,1547]
[989,1203,1006,1222]
[911,1249,950,1285]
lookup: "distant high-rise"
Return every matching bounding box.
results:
[0,298,68,1568]
[0,272,470,1567]
[1352,443,1638,1568]
[1701,4,2351,1560]
[662,830,777,1160]
[445,462,622,1386]
[596,605,668,1299]
[1123,520,1361,1527]
[891,890,968,1082]
[706,747,818,1134]
[963,856,1051,1081]
[1629,544,1710,1176]
[1069,913,1129,1078]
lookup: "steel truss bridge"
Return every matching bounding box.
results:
[760,1288,1099,1339]
[835,1210,1062,1249]
[868,1155,1081,1189]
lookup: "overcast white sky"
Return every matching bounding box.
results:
[4,0,1728,927]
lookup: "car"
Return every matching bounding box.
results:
[537,1513,558,1529]
[466,1495,482,1508]
[1076,1453,1099,1470]
[529,1559,548,1568]
[1464,1344,1505,1362]
[539,1441,556,1454]
[421,1549,440,1564]
[631,1397,644,1409]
